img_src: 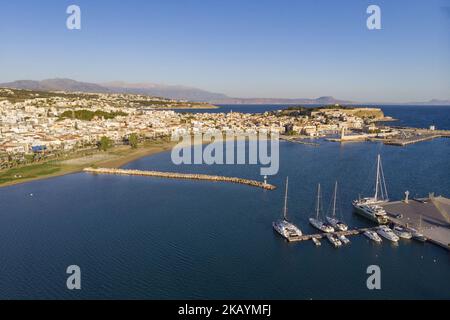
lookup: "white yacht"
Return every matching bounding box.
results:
[364,230,383,243]
[326,234,342,247]
[377,225,400,242]
[326,181,349,231]
[273,177,303,240]
[353,203,389,224]
[393,225,413,239]
[353,155,390,224]
[309,184,335,233]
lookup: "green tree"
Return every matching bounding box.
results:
[98,136,113,151]
[129,133,139,149]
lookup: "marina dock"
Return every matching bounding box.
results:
[381,133,449,146]
[330,127,450,146]
[381,195,450,251]
[377,128,450,146]
[284,227,377,243]
[83,167,276,190]
[284,195,450,250]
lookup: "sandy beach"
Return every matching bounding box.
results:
[0,139,176,188]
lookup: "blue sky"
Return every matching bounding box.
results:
[0,0,449,102]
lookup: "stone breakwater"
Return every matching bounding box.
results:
[83,167,276,190]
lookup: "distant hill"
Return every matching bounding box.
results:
[405,99,450,106]
[5,78,445,105]
[209,96,354,105]
[0,78,355,104]
[103,81,228,101]
[0,78,110,93]
[103,82,353,104]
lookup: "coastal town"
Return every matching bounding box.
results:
[0,87,402,169]
[2,88,448,250]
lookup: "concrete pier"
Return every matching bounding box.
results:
[381,196,450,251]
[83,167,276,190]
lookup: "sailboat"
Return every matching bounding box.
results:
[309,184,335,233]
[409,215,427,242]
[326,181,349,231]
[273,177,303,240]
[352,154,389,224]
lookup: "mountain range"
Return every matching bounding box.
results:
[0,78,449,105]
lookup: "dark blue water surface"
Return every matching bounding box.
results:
[0,106,449,299]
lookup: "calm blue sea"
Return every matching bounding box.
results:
[0,105,449,299]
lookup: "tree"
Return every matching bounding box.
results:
[98,136,113,151]
[129,133,139,149]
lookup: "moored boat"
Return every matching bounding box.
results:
[364,230,383,243]
[273,177,303,240]
[326,181,349,231]
[312,237,321,246]
[309,184,335,233]
[409,215,428,242]
[326,234,342,247]
[353,155,390,225]
[377,225,400,242]
[393,225,412,239]
[338,234,350,245]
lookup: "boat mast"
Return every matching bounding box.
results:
[374,154,381,201]
[332,181,338,217]
[379,157,388,201]
[316,183,321,219]
[283,177,289,220]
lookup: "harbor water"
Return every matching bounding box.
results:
[0,105,449,299]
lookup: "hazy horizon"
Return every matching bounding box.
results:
[0,0,449,102]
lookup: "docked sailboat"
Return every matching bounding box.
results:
[353,154,389,224]
[364,230,383,243]
[393,225,412,239]
[377,225,400,242]
[409,215,427,242]
[309,184,335,233]
[273,177,303,241]
[326,181,349,231]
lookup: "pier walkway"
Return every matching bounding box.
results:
[381,196,450,251]
[285,227,377,243]
[83,167,276,190]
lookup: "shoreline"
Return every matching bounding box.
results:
[0,135,257,189]
[0,140,176,189]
